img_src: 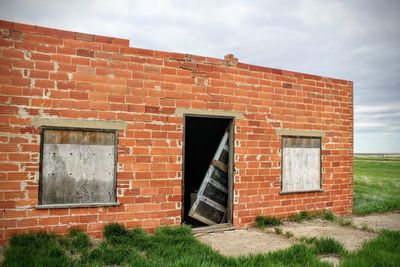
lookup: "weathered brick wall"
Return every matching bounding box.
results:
[0,20,353,244]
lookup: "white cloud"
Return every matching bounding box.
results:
[356,104,400,114]
[0,0,399,152]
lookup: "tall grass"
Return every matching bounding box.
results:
[2,224,327,267]
[3,230,80,267]
[341,230,400,267]
[354,157,400,214]
[3,224,400,266]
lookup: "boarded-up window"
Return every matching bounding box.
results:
[282,136,321,193]
[39,128,117,206]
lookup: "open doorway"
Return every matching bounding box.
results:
[182,115,233,227]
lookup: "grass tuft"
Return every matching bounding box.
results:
[63,227,91,252]
[360,223,375,232]
[300,236,347,256]
[255,216,282,228]
[103,223,130,244]
[313,237,346,255]
[284,231,294,238]
[337,219,353,227]
[289,210,313,222]
[299,236,317,244]
[104,223,129,239]
[274,227,283,235]
[322,210,336,221]
[288,209,337,223]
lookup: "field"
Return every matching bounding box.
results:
[353,157,400,215]
[1,156,400,266]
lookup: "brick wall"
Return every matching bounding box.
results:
[0,20,353,244]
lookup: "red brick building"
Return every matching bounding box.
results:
[0,20,353,244]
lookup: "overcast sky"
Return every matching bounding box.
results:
[1,0,399,153]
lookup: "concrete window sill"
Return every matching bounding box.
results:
[36,202,120,209]
[279,189,324,195]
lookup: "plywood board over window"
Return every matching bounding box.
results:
[38,127,118,208]
[281,136,322,193]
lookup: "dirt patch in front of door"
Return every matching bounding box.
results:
[197,220,376,256]
[277,219,377,251]
[197,229,294,256]
[196,212,400,257]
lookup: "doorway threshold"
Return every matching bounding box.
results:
[191,223,235,236]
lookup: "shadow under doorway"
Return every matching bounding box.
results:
[183,115,233,228]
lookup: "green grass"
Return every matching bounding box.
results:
[354,157,400,215]
[313,237,346,255]
[60,227,91,253]
[341,230,400,267]
[3,224,400,266]
[254,215,282,228]
[2,229,83,267]
[2,224,329,267]
[322,210,336,221]
[337,219,353,227]
[288,209,336,223]
[274,226,283,235]
[300,236,347,256]
[284,231,294,238]
[2,156,400,266]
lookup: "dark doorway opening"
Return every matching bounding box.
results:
[183,116,233,227]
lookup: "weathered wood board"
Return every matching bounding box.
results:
[189,130,229,225]
[41,129,116,205]
[282,137,321,192]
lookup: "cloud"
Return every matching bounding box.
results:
[0,0,399,152]
[355,103,400,137]
[356,104,400,115]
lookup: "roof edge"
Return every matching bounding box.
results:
[0,19,353,85]
[0,19,130,47]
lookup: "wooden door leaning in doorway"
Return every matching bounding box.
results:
[182,115,234,227]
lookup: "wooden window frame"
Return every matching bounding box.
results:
[37,126,119,209]
[280,135,324,194]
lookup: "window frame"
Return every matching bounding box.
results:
[37,126,119,209]
[280,135,323,194]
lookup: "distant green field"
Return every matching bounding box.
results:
[354,157,400,215]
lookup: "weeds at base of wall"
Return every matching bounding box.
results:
[288,209,336,223]
[255,209,337,227]
[286,209,357,229]
[255,216,282,228]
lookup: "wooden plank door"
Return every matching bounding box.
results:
[189,128,229,225]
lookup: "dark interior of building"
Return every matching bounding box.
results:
[183,116,231,227]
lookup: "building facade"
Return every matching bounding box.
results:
[0,20,353,244]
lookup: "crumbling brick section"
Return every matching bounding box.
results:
[0,20,353,244]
